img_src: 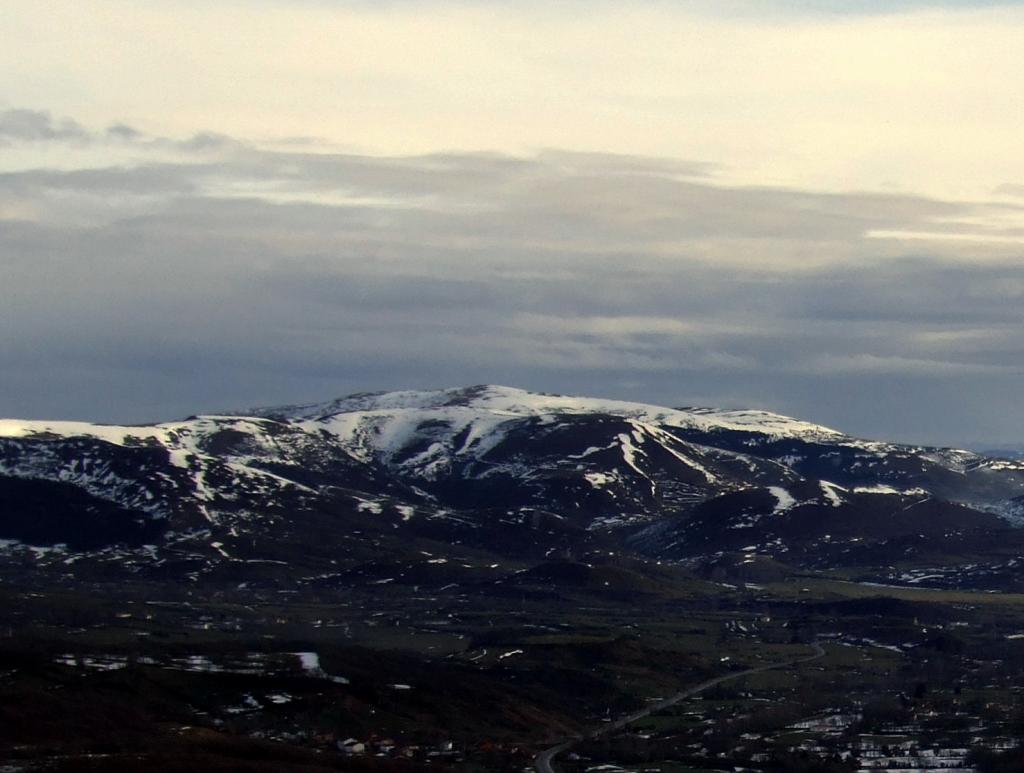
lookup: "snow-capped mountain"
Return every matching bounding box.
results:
[3,385,1024,586]
[251,385,1024,502]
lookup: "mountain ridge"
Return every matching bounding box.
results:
[3,384,1024,591]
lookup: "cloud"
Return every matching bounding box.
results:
[7,0,1024,204]
[0,109,90,144]
[806,353,1019,376]
[3,112,1024,445]
[5,133,1011,262]
[513,314,702,338]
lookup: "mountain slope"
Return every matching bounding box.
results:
[3,385,1024,588]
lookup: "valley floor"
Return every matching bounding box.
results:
[5,559,1024,773]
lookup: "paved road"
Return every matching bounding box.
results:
[534,642,826,773]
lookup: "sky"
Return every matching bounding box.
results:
[3,0,1024,447]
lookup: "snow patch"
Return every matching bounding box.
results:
[584,471,616,489]
[819,481,846,508]
[768,486,797,514]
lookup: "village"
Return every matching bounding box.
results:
[564,635,1024,773]
[9,542,1024,773]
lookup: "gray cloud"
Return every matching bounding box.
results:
[3,116,1024,446]
[0,109,90,143]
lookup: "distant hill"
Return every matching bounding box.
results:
[3,385,1024,590]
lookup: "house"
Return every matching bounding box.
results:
[338,738,366,754]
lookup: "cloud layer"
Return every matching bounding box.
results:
[2,110,1024,446]
[5,1,1024,199]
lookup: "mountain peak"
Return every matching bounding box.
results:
[248,384,848,442]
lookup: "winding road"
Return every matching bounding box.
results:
[534,642,826,773]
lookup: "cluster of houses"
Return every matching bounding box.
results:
[779,707,1022,771]
[575,695,1023,773]
[298,733,458,760]
[304,733,531,765]
[787,730,1022,772]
